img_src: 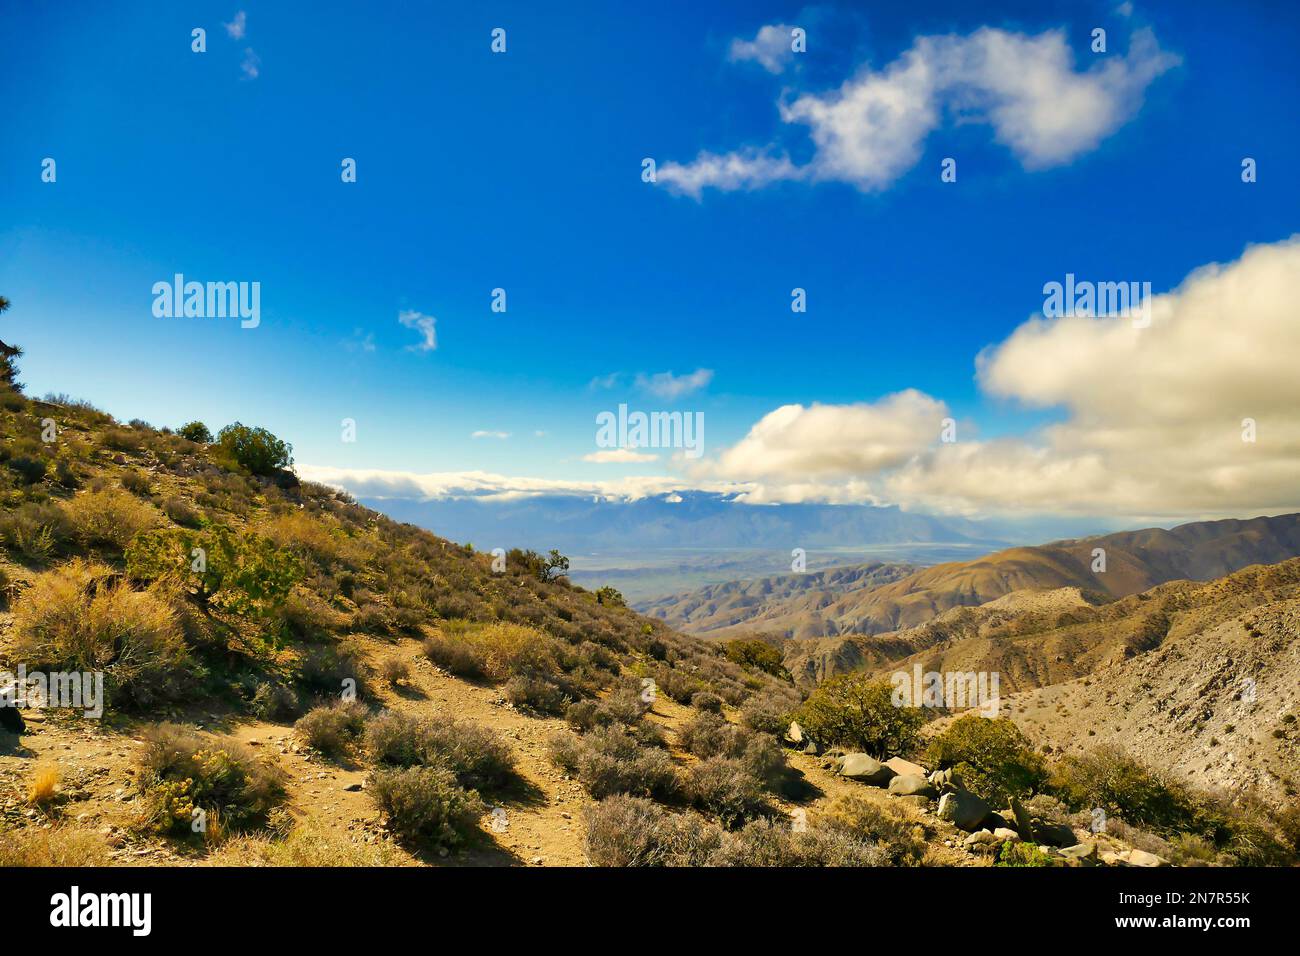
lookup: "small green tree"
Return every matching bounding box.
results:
[924,715,1047,805]
[0,295,22,389]
[724,638,788,679]
[127,525,301,617]
[216,423,292,475]
[796,675,926,756]
[595,585,625,607]
[542,549,570,582]
[178,421,213,443]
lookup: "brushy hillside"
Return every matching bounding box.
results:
[1,375,1296,868]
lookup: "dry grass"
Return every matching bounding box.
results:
[206,824,408,866]
[27,763,60,807]
[0,827,110,866]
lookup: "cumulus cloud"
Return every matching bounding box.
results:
[660,25,1178,196]
[583,449,659,464]
[729,24,799,74]
[398,309,437,352]
[704,237,1300,519]
[703,390,949,480]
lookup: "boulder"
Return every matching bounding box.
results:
[964,829,999,846]
[884,757,928,778]
[887,774,938,799]
[1009,796,1035,839]
[1032,821,1078,848]
[840,753,896,786]
[802,740,819,755]
[1059,843,1099,862]
[784,721,806,746]
[1124,849,1169,868]
[937,790,992,831]
[993,827,1020,842]
[928,768,964,792]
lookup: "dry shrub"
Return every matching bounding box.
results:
[365,710,515,790]
[63,487,159,550]
[584,796,720,866]
[295,700,369,759]
[368,765,484,850]
[549,726,680,801]
[10,559,189,710]
[380,657,410,686]
[137,724,288,835]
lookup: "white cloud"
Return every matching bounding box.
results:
[701,390,949,480]
[583,449,659,464]
[700,237,1300,520]
[471,430,510,440]
[657,149,803,199]
[224,11,246,40]
[239,48,261,80]
[660,25,1178,196]
[398,309,437,352]
[634,368,714,400]
[296,465,746,503]
[590,368,715,399]
[729,24,798,74]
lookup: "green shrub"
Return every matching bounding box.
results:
[127,525,301,617]
[723,638,788,678]
[924,715,1048,805]
[216,423,293,476]
[368,765,483,850]
[995,841,1055,867]
[796,674,925,756]
[295,701,369,759]
[178,421,213,443]
[7,455,47,485]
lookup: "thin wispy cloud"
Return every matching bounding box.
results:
[398,309,437,352]
[239,48,261,80]
[661,25,1179,196]
[591,368,714,400]
[223,11,247,40]
[729,24,798,74]
[471,430,510,440]
[635,368,714,400]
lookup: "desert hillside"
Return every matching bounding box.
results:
[652,514,1300,641]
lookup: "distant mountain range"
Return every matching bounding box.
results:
[363,491,1015,554]
[646,513,1300,641]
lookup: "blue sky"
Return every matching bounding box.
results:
[2,1,1297,521]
